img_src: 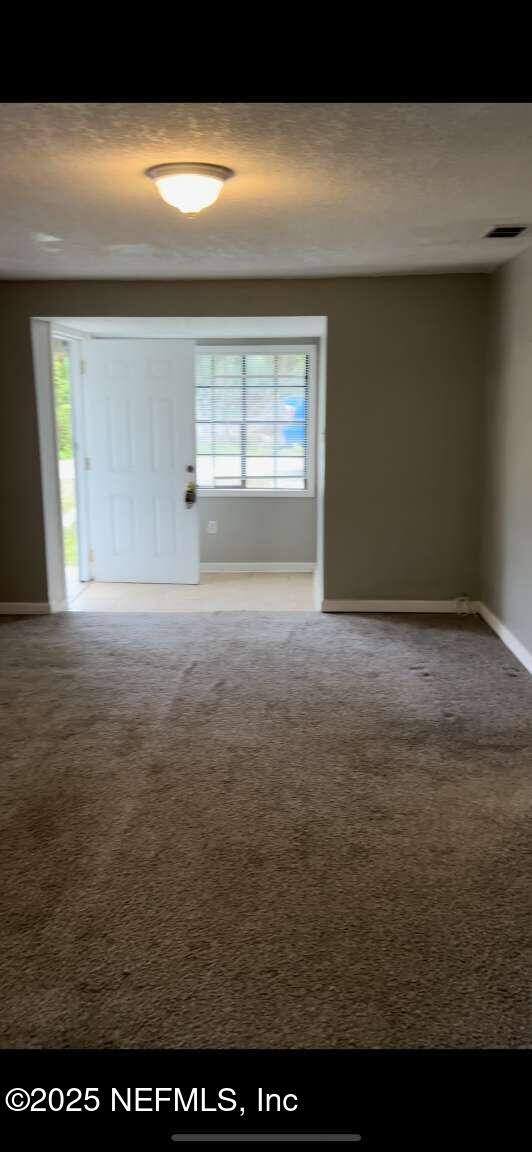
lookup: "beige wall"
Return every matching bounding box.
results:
[0,275,488,603]
[199,497,316,564]
[482,251,532,652]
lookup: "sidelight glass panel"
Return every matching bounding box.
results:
[52,336,80,596]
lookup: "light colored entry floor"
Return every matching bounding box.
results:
[68,571,316,612]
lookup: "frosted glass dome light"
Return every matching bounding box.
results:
[145,163,234,216]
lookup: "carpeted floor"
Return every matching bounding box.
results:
[0,611,530,1048]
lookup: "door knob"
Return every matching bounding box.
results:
[185,480,196,506]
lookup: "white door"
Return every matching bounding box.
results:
[85,339,198,583]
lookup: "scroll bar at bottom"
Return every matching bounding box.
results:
[171,1136,362,1143]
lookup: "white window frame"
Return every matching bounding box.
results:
[195,343,317,498]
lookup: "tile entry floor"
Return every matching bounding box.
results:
[67,572,316,612]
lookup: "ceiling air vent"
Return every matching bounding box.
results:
[485,226,527,239]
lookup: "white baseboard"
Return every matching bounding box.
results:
[322,598,473,614]
[0,602,50,615]
[477,602,532,674]
[201,562,315,573]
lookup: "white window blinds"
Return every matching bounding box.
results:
[195,349,311,492]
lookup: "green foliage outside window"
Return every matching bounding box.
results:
[53,347,73,460]
[63,522,78,566]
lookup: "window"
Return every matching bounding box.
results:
[195,346,314,495]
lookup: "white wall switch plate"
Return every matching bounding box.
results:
[207,521,218,534]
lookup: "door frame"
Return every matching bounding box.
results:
[31,320,89,610]
[31,316,327,611]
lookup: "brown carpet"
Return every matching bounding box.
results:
[0,611,530,1048]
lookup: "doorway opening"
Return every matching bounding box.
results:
[51,336,82,602]
[32,317,327,613]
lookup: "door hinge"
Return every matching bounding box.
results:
[80,359,86,375]
[88,548,95,563]
[84,456,91,471]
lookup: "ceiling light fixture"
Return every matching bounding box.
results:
[34,233,63,244]
[145,163,234,216]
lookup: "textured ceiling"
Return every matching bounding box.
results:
[1,102,532,279]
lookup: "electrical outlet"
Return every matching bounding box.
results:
[207,520,218,534]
